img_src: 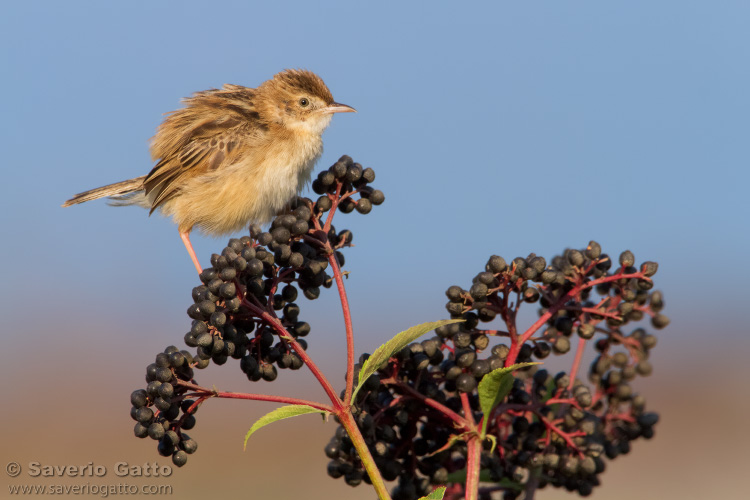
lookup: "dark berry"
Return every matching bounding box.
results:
[172,450,188,467]
[456,373,478,393]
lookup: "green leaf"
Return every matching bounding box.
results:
[542,377,557,403]
[490,477,523,491]
[419,486,447,500]
[243,405,330,450]
[445,470,521,490]
[477,363,538,436]
[445,468,496,483]
[351,319,462,402]
[445,468,464,483]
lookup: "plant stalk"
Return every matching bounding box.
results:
[338,410,392,500]
[328,249,356,406]
[464,436,481,500]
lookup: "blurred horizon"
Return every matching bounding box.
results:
[2,1,748,499]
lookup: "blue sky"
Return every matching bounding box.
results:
[1,1,747,360]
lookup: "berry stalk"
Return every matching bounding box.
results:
[505,270,651,366]
[331,250,357,406]
[174,380,334,413]
[338,410,393,500]
[464,437,482,500]
[243,300,345,411]
[461,392,482,500]
[310,207,357,407]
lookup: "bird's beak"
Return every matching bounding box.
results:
[325,102,357,114]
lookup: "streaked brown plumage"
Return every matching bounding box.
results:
[63,69,355,273]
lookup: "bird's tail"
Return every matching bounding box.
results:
[62,176,147,207]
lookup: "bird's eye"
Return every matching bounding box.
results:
[299,97,310,107]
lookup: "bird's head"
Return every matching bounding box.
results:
[259,69,355,135]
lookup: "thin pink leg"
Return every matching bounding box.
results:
[180,231,203,274]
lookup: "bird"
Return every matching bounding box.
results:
[62,69,355,274]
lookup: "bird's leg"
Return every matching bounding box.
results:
[180,230,203,274]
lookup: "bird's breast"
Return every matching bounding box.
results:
[164,133,323,236]
[249,133,323,216]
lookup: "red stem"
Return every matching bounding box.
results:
[567,336,587,391]
[331,253,356,406]
[563,306,621,319]
[506,272,650,366]
[460,392,481,500]
[338,410,392,499]
[464,437,481,500]
[545,397,581,408]
[386,379,471,429]
[323,182,343,233]
[314,210,356,407]
[537,413,585,458]
[216,391,334,413]
[460,393,476,426]
[243,300,343,411]
[175,380,334,413]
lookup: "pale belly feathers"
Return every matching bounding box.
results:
[160,135,323,236]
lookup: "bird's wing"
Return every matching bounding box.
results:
[144,85,268,213]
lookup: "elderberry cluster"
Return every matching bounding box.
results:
[129,155,384,466]
[326,242,666,498]
[130,346,199,467]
